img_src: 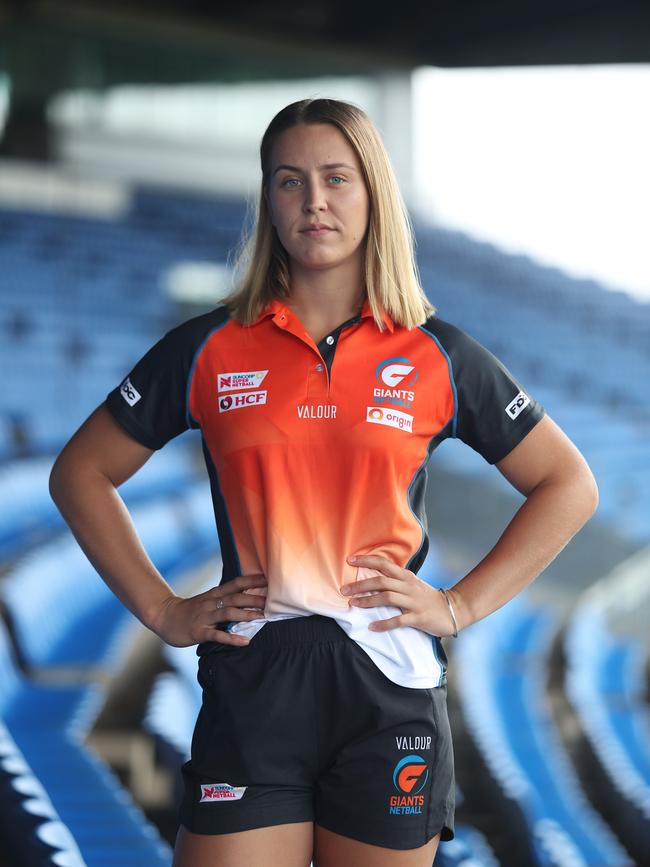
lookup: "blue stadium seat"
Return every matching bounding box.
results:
[565,604,650,824]
[0,618,172,865]
[3,482,217,670]
[456,594,632,866]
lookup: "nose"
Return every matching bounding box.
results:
[302,179,327,213]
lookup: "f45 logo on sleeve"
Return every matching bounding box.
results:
[120,377,141,407]
[505,391,530,420]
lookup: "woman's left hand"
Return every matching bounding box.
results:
[342,554,456,637]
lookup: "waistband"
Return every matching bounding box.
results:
[248,615,347,650]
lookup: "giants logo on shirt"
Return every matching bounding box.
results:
[376,358,418,389]
[219,391,267,413]
[217,371,268,393]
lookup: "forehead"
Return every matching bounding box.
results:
[270,123,361,170]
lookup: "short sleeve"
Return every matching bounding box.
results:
[429,319,545,464]
[104,307,230,450]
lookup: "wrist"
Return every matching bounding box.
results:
[438,588,459,637]
[145,591,180,636]
[445,586,471,632]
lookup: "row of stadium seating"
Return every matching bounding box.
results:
[565,570,650,863]
[456,594,633,866]
[0,471,219,864]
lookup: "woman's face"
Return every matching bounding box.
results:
[266,123,370,277]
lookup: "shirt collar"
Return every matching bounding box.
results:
[253,296,394,333]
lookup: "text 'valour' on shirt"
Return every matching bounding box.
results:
[105,297,544,688]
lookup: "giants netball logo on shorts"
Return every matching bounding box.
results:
[388,755,428,815]
[200,783,247,802]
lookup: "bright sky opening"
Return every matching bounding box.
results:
[413,64,650,302]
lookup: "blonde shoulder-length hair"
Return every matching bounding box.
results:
[222,98,435,330]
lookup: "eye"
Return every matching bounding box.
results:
[329,176,346,185]
[281,177,302,188]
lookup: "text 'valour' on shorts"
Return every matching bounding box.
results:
[179,614,455,849]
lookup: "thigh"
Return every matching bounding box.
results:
[313,825,440,867]
[173,821,313,867]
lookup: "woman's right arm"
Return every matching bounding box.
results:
[49,403,265,647]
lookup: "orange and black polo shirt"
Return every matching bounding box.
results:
[106,296,544,688]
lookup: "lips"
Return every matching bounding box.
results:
[301,224,334,237]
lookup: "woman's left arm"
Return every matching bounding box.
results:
[442,414,599,631]
[343,415,599,635]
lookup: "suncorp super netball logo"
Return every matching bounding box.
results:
[388,755,429,815]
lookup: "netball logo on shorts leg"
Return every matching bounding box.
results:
[200,782,247,802]
[388,755,429,815]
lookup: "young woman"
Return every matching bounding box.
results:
[49,98,599,867]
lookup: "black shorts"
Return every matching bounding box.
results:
[178,614,455,849]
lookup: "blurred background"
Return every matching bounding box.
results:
[1,2,649,865]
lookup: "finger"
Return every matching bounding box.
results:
[341,576,401,597]
[368,613,405,632]
[236,573,268,589]
[349,590,408,609]
[207,574,267,599]
[215,592,266,609]
[347,555,406,579]
[203,628,251,647]
[211,605,265,623]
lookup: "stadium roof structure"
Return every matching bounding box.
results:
[1,0,649,158]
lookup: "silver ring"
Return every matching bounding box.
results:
[216,599,224,609]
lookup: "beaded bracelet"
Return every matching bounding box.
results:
[439,588,459,638]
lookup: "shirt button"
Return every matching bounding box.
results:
[325,335,334,345]
[315,363,324,372]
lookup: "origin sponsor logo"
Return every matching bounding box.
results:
[200,783,247,802]
[119,377,141,407]
[376,357,418,389]
[366,407,413,433]
[217,371,268,393]
[218,391,267,413]
[505,391,530,420]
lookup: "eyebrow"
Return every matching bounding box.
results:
[272,162,357,176]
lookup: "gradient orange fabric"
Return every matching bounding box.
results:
[188,297,455,619]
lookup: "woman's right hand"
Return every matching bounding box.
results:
[151,573,268,647]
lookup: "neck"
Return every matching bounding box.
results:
[288,263,365,325]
